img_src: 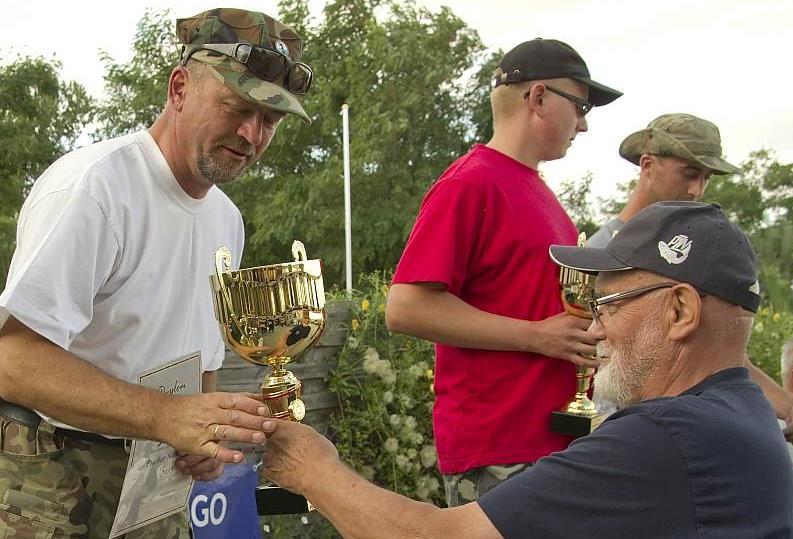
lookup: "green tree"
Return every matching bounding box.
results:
[0,56,93,281]
[93,9,177,139]
[228,0,489,286]
[92,2,493,287]
[557,172,598,236]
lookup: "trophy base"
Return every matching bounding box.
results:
[551,410,606,438]
[255,485,314,515]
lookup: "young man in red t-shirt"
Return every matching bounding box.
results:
[386,38,622,506]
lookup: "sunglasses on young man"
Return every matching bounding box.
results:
[183,42,313,95]
[523,85,593,118]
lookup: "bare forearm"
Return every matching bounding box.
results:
[386,284,532,352]
[305,462,497,539]
[0,318,170,440]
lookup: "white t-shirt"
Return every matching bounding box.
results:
[0,131,244,409]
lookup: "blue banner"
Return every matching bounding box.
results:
[189,462,262,539]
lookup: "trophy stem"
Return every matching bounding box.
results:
[563,366,597,417]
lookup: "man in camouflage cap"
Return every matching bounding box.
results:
[587,113,793,432]
[587,113,738,248]
[177,7,312,122]
[0,7,310,537]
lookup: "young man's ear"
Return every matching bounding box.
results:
[525,84,546,117]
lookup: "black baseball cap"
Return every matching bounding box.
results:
[493,38,622,107]
[548,202,761,312]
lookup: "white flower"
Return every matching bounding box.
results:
[411,432,424,445]
[389,414,401,427]
[403,416,417,431]
[363,347,380,362]
[420,445,437,468]
[400,394,413,407]
[407,448,417,459]
[381,370,396,385]
[383,390,394,404]
[347,336,359,349]
[408,365,424,379]
[384,437,399,453]
[359,465,376,481]
[362,356,379,374]
[396,454,412,472]
[427,477,440,492]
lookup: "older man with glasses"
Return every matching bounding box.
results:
[256,201,792,538]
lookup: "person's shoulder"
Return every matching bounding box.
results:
[38,132,147,189]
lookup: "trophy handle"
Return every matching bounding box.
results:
[215,247,250,342]
[292,240,307,262]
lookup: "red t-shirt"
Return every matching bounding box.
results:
[393,144,579,474]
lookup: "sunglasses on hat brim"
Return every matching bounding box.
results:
[182,42,313,95]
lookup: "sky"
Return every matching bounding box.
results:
[3,0,792,202]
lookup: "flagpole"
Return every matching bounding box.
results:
[341,103,352,295]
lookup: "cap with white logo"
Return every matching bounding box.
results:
[548,201,761,312]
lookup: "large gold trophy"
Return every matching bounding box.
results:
[550,233,605,438]
[211,240,325,515]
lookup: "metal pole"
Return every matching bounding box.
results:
[341,103,352,295]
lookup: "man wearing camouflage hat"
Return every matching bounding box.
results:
[0,8,310,537]
[587,113,738,248]
[589,113,793,428]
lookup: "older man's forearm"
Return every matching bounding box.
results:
[303,462,499,539]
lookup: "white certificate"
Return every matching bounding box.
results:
[109,351,202,538]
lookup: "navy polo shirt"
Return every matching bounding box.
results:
[479,368,793,538]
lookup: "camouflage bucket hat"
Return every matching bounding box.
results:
[177,8,311,123]
[619,113,738,175]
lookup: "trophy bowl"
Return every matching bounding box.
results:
[210,240,325,515]
[550,233,604,438]
[211,240,326,422]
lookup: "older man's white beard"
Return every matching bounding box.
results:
[593,314,664,408]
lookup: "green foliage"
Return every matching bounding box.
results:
[0,56,93,280]
[558,172,598,236]
[749,306,793,383]
[224,0,490,285]
[93,9,176,139]
[328,272,442,504]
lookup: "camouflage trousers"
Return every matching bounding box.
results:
[443,462,532,507]
[0,417,189,538]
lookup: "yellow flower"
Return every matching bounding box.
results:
[378,303,385,313]
[425,369,434,379]
[361,299,370,311]
[761,307,770,317]
[351,318,360,331]
[382,285,389,297]
[430,383,434,394]
[773,313,782,322]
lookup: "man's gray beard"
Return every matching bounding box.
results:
[197,151,245,185]
[593,314,664,408]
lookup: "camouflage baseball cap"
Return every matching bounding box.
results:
[176,8,311,123]
[619,113,738,174]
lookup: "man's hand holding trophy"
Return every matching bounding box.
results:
[550,233,606,438]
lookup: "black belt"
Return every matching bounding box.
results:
[0,398,125,447]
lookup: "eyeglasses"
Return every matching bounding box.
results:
[589,282,676,324]
[183,43,313,95]
[524,85,592,117]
